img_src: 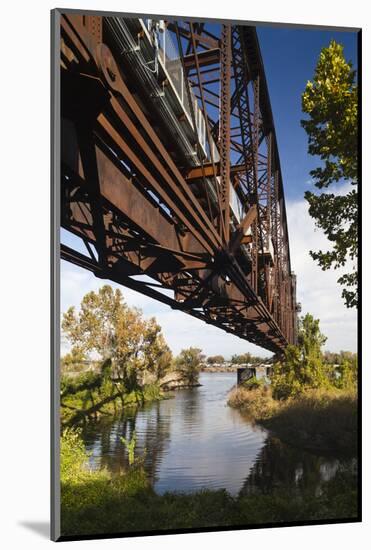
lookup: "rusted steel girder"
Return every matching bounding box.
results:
[59,13,298,353]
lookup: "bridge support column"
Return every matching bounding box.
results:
[237,366,256,385]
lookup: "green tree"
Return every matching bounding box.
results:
[62,285,171,390]
[231,352,266,364]
[329,351,358,390]
[271,313,329,399]
[231,352,252,365]
[62,285,124,360]
[141,318,173,380]
[298,313,327,359]
[175,347,204,386]
[301,40,358,308]
[322,349,357,366]
[61,346,86,372]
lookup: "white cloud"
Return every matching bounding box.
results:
[60,261,271,359]
[286,197,357,352]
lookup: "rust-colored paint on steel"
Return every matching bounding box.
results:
[59,13,298,353]
[189,22,224,239]
[182,48,220,70]
[185,162,248,181]
[219,24,232,244]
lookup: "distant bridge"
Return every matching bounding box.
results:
[59,12,300,354]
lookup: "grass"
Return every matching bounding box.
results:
[228,386,358,456]
[62,481,357,536]
[60,429,358,537]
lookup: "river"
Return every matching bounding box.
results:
[81,372,355,497]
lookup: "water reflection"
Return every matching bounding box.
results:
[240,436,355,498]
[80,373,355,497]
[82,399,172,485]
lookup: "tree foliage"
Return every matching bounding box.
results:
[120,431,137,466]
[62,285,172,389]
[175,347,204,386]
[333,358,358,390]
[61,346,86,372]
[231,352,267,365]
[207,355,225,365]
[60,428,90,484]
[301,40,358,308]
[322,350,357,365]
[271,314,330,399]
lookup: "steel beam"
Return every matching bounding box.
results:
[59,14,298,353]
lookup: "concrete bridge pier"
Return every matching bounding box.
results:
[237,365,273,385]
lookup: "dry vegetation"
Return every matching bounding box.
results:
[228,386,357,455]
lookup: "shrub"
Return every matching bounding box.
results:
[243,375,264,390]
[120,431,137,466]
[228,386,279,420]
[60,371,102,397]
[60,428,91,484]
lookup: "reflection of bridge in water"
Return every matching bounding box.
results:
[59,12,300,354]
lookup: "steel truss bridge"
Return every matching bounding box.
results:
[59,12,300,354]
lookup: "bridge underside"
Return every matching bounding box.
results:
[59,13,298,354]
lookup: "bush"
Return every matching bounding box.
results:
[228,386,279,420]
[60,357,164,426]
[61,371,103,397]
[242,375,264,390]
[60,428,92,484]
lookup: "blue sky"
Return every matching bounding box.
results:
[257,25,358,201]
[61,24,358,358]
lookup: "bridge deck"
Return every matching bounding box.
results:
[59,13,299,353]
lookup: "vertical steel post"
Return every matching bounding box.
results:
[251,75,260,294]
[219,24,232,244]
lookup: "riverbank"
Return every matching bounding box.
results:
[61,379,163,426]
[228,386,357,456]
[61,368,201,426]
[60,428,358,537]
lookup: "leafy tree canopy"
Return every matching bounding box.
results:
[175,347,204,386]
[301,40,358,308]
[61,346,86,372]
[271,313,329,399]
[231,352,267,365]
[207,355,225,365]
[62,285,172,386]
